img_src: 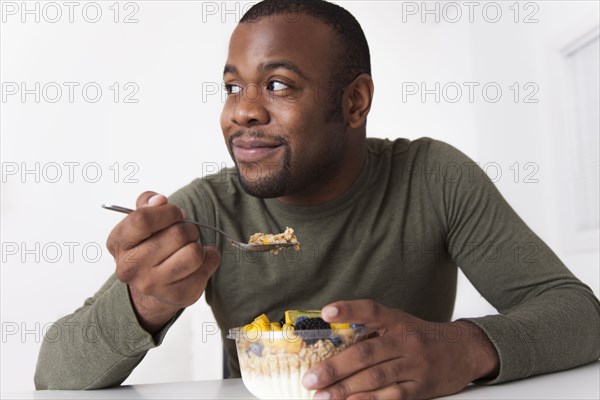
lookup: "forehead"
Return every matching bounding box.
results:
[227,14,337,79]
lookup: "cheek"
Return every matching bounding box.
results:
[220,104,236,147]
[272,97,321,132]
[288,123,326,162]
[219,105,230,133]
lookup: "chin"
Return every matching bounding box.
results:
[237,171,289,199]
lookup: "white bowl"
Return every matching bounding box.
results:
[227,326,371,399]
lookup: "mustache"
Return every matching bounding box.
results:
[228,130,289,146]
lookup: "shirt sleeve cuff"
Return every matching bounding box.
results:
[459,315,534,385]
[92,279,183,356]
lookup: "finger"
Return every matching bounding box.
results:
[153,245,220,306]
[202,245,221,271]
[111,204,186,250]
[303,336,398,391]
[143,221,200,264]
[116,222,199,284]
[316,357,411,399]
[171,245,220,288]
[322,299,398,330]
[136,191,168,209]
[346,381,420,400]
[153,241,215,285]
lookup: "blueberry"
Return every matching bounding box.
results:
[295,316,309,324]
[247,342,263,357]
[328,334,343,347]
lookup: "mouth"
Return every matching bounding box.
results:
[231,138,285,164]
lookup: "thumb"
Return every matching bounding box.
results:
[202,245,221,270]
[321,299,391,330]
[136,191,167,209]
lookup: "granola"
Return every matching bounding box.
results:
[248,227,301,253]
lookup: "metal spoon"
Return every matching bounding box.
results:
[101,204,298,253]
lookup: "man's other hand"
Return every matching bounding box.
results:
[106,191,220,334]
[303,300,500,400]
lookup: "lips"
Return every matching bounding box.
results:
[232,138,284,163]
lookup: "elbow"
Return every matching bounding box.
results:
[34,341,57,390]
[33,338,88,390]
[34,366,98,391]
[34,363,61,390]
[34,370,50,390]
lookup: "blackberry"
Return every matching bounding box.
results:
[278,315,286,327]
[294,317,330,331]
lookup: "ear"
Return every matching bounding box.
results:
[345,74,374,129]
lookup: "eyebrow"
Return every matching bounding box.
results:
[259,61,308,79]
[223,64,237,76]
[223,60,308,80]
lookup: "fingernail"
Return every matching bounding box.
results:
[322,306,338,320]
[313,391,330,400]
[303,372,318,389]
[179,207,187,219]
[203,247,214,261]
[148,194,163,206]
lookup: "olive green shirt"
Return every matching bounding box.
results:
[35,138,600,390]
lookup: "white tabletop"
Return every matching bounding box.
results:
[3,361,598,399]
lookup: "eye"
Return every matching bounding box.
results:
[224,83,242,95]
[266,80,289,91]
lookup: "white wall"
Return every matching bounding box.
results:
[1,0,598,392]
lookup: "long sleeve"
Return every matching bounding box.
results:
[424,140,600,383]
[34,274,181,390]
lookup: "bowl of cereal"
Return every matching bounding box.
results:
[227,310,371,400]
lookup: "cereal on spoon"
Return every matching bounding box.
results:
[248,227,301,254]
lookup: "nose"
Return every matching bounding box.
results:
[230,83,269,127]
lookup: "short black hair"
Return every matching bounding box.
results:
[240,0,371,120]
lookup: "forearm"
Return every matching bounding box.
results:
[34,315,148,390]
[35,276,179,390]
[461,285,600,384]
[422,141,600,383]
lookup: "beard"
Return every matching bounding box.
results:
[236,150,292,198]
[228,131,292,198]
[227,126,347,199]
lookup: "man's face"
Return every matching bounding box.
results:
[220,14,348,200]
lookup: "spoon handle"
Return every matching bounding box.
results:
[101,203,236,242]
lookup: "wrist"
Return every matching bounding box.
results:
[455,321,500,382]
[128,286,178,334]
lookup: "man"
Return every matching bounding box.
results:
[35,0,600,399]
